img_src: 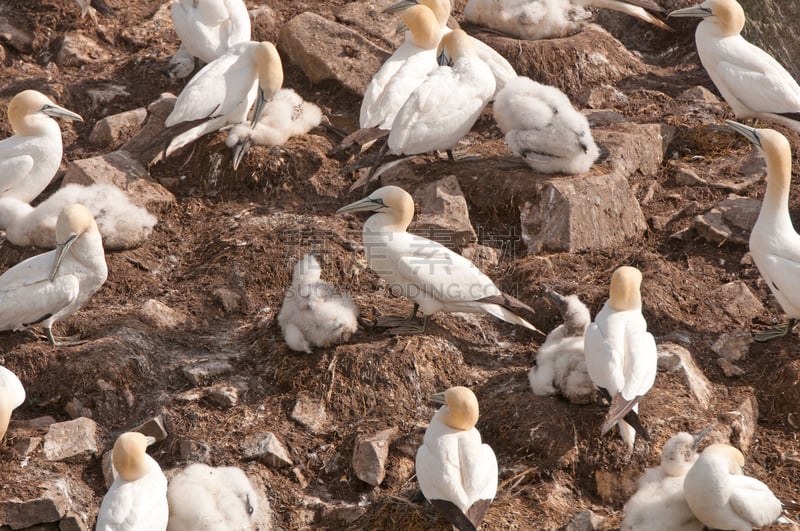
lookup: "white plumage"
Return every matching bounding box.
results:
[0,365,25,440]
[493,76,599,174]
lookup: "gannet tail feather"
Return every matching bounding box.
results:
[602,393,650,440]
[429,499,479,531]
[478,293,544,335]
[590,0,672,30]
[331,127,389,156]
[777,112,800,122]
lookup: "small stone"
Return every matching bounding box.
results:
[0,16,34,53]
[131,415,168,443]
[89,108,147,148]
[182,360,233,387]
[693,196,761,245]
[12,436,41,458]
[291,393,329,434]
[179,440,210,462]
[64,398,84,420]
[241,433,293,468]
[205,385,239,408]
[11,416,56,431]
[292,466,308,488]
[711,330,753,362]
[717,358,745,378]
[672,163,706,186]
[212,288,242,313]
[409,175,477,251]
[42,417,98,462]
[138,299,187,329]
[352,428,396,486]
[677,85,721,104]
[713,281,765,323]
[55,33,111,65]
[86,84,130,108]
[583,109,628,126]
[656,343,713,409]
[722,396,758,452]
[565,510,606,531]
[59,514,87,531]
[460,244,500,269]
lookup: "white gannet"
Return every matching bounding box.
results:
[584,266,657,450]
[621,429,711,531]
[167,463,259,531]
[0,183,156,251]
[225,88,322,170]
[0,90,83,203]
[493,76,600,174]
[97,432,169,531]
[163,41,283,158]
[337,185,542,335]
[726,121,800,342]
[416,386,498,531]
[529,286,595,404]
[0,365,25,441]
[668,0,800,134]
[277,253,359,353]
[169,0,252,79]
[0,204,108,346]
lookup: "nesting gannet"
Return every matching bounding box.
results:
[97,432,169,531]
[0,365,25,441]
[337,185,542,335]
[0,90,83,203]
[0,184,156,251]
[225,88,322,170]
[493,76,600,174]
[167,463,259,531]
[0,204,107,346]
[529,287,595,404]
[416,386,497,531]
[668,0,800,134]
[621,429,711,531]
[169,0,251,79]
[584,266,657,450]
[163,41,283,158]
[277,253,359,353]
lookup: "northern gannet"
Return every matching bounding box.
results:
[416,386,497,531]
[277,253,359,353]
[97,432,168,531]
[169,0,252,79]
[493,76,600,174]
[226,88,322,170]
[0,365,25,441]
[337,185,542,335]
[0,90,83,203]
[669,0,800,134]
[0,183,156,251]
[584,266,657,450]
[167,463,259,530]
[0,204,108,346]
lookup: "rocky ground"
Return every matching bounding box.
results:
[0,1,799,530]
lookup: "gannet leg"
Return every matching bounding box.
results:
[43,327,88,347]
[375,303,419,327]
[386,314,430,335]
[445,149,481,163]
[753,318,797,342]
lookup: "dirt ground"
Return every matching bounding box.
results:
[0,1,798,530]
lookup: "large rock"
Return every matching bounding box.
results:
[693,195,760,245]
[712,281,764,324]
[739,0,800,79]
[410,175,477,251]
[0,16,33,54]
[0,479,72,529]
[55,33,111,65]
[120,94,178,166]
[656,343,713,409]
[334,0,404,50]
[42,417,98,462]
[89,108,147,148]
[594,123,676,178]
[352,428,396,487]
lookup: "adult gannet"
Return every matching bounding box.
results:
[277,253,359,353]
[0,90,83,203]
[668,0,800,134]
[493,76,600,174]
[169,0,251,79]
[0,184,156,251]
[0,204,108,346]
[97,432,169,531]
[167,463,259,530]
[0,365,25,441]
[337,185,542,334]
[416,386,497,531]
[163,41,283,159]
[584,266,657,450]
[621,429,711,531]
[226,88,322,170]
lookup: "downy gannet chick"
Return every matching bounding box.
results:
[0,90,83,203]
[529,286,595,404]
[669,0,800,134]
[169,0,251,79]
[97,432,168,531]
[0,183,156,251]
[493,76,600,174]
[584,266,657,450]
[277,253,359,353]
[0,204,108,346]
[226,88,322,170]
[0,365,25,441]
[167,463,260,530]
[416,386,498,531]
[337,185,543,335]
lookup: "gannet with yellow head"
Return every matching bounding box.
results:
[0,366,25,442]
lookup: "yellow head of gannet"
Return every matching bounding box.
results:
[608,265,643,312]
[401,5,441,50]
[8,90,84,136]
[436,28,475,66]
[668,0,744,36]
[726,120,791,191]
[112,432,154,481]
[250,42,284,127]
[431,386,480,431]
[337,185,415,231]
[51,204,101,281]
[386,0,451,26]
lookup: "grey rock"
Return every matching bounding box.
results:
[677,85,721,104]
[672,163,706,186]
[212,288,242,313]
[10,416,56,431]
[0,479,71,528]
[352,428,397,486]
[59,514,87,531]
[182,360,233,387]
[121,2,172,48]
[0,16,33,54]
[595,123,676,178]
[711,330,753,362]
[179,439,210,462]
[712,281,764,323]
[241,433,293,468]
[564,510,606,531]
[42,418,98,462]
[120,94,178,166]
[86,84,130,108]
[89,108,147,148]
[205,385,239,408]
[334,1,404,50]
[55,33,111,65]
[460,244,500,269]
[693,196,760,245]
[12,436,41,458]
[656,343,713,409]
[584,109,629,127]
[138,299,188,329]
[650,201,702,231]
[410,175,476,251]
[717,358,745,378]
[132,415,168,443]
[291,393,329,434]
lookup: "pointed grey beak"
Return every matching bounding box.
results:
[725,120,761,147]
[430,391,447,405]
[50,235,77,281]
[250,88,268,128]
[691,425,714,452]
[192,0,199,7]
[232,138,252,170]
[543,284,569,313]
[41,104,83,122]
[336,196,386,214]
[396,21,409,35]
[437,49,451,67]
[667,5,713,18]
[384,0,419,14]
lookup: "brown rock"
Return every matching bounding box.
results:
[42,418,98,462]
[55,33,111,65]
[712,282,765,324]
[656,343,713,409]
[132,415,168,443]
[410,175,477,251]
[89,108,147,148]
[352,428,397,486]
[717,358,745,378]
[291,393,329,434]
[182,360,233,387]
[212,287,242,313]
[594,123,675,178]
[334,0,404,50]
[677,85,721,103]
[722,396,759,452]
[0,479,71,528]
[460,244,500,269]
[120,94,178,166]
[693,195,760,245]
[711,330,753,362]
[565,510,606,531]
[241,432,293,468]
[0,16,33,54]
[138,299,188,329]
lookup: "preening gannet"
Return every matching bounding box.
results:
[0,204,108,346]
[584,266,657,450]
[167,463,259,531]
[169,0,252,79]
[226,88,322,170]
[0,90,83,203]
[668,0,800,134]
[277,253,359,353]
[0,184,156,251]
[493,76,600,174]
[0,365,25,441]
[97,432,168,531]
[337,185,542,335]
[416,386,498,531]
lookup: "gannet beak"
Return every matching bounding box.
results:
[251,88,268,128]
[336,196,387,214]
[41,104,83,122]
[192,0,199,7]
[395,21,409,35]
[725,120,762,147]
[144,435,157,446]
[384,0,419,14]
[232,138,252,170]
[543,285,568,313]
[437,49,451,67]
[430,391,447,405]
[667,5,713,18]
[691,425,714,452]
[50,234,77,281]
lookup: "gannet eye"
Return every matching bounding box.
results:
[246,494,254,515]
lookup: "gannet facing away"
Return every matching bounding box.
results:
[416,386,498,531]
[277,253,359,353]
[0,90,83,203]
[0,365,25,441]
[668,0,800,134]
[584,266,657,450]
[337,185,542,335]
[97,432,168,531]
[0,204,108,346]
[493,76,600,174]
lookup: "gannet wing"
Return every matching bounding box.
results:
[583,318,626,394]
[716,55,800,114]
[759,253,800,314]
[459,438,498,505]
[0,154,34,196]
[728,475,783,527]
[0,250,55,289]
[622,327,657,399]
[223,0,251,46]
[0,275,78,330]
[97,485,137,529]
[0,366,25,409]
